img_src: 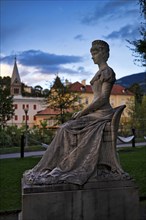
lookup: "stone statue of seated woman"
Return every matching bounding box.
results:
[23,40,129,186]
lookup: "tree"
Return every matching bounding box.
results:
[43,89,50,97]
[128,83,143,103]
[126,97,141,129]
[126,93,146,138]
[139,95,146,132]
[46,76,82,124]
[128,0,146,66]
[0,76,11,94]
[33,85,43,96]
[0,79,14,129]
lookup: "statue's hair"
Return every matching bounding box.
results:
[90,40,110,61]
[91,40,109,52]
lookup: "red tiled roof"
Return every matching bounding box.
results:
[69,82,83,92]
[85,85,92,93]
[36,106,75,116]
[69,82,133,95]
[111,84,133,95]
[36,107,60,115]
[69,82,92,93]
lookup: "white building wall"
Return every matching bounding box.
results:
[7,95,46,127]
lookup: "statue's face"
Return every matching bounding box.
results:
[91,47,104,65]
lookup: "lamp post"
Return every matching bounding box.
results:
[24,107,28,147]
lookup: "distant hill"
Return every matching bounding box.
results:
[116,72,146,93]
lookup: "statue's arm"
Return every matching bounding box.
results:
[74,82,112,119]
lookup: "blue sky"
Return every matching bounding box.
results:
[0,0,145,88]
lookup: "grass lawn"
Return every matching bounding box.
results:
[119,146,146,197]
[0,146,146,212]
[0,157,40,212]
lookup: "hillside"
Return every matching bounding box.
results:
[116,72,146,93]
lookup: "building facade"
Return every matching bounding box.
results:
[7,59,45,128]
[35,81,134,126]
[7,60,134,128]
[8,96,45,128]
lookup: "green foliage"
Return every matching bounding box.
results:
[29,123,54,145]
[139,95,146,131]
[126,95,146,134]
[6,126,23,146]
[0,130,12,147]
[124,82,146,135]
[0,124,55,148]
[128,0,146,66]
[0,78,14,128]
[128,83,143,103]
[46,76,83,124]
[0,76,11,91]
[0,126,23,147]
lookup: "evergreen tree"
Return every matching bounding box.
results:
[46,76,82,124]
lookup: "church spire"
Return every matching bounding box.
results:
[11,57,22,96]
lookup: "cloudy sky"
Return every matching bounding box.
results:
[0,0,145,88]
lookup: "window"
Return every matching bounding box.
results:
[33,104,36,110]
[34,116,36,121]
[14,104,18,109]
[22,104,29,110]
[15,115,18,120]
[23,115,29,121]
[14,88,19,94]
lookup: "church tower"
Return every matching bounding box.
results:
[11,57,22,96]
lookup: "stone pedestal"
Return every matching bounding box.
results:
[21,179,139,220]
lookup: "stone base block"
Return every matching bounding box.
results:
[21,179,139,220]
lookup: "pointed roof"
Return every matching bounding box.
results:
[11,57,21,85]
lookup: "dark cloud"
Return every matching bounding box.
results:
[104,24,140,40]
[0,49,83,75]
[81,1,138,25]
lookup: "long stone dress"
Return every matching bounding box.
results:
[24,66,120,185]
